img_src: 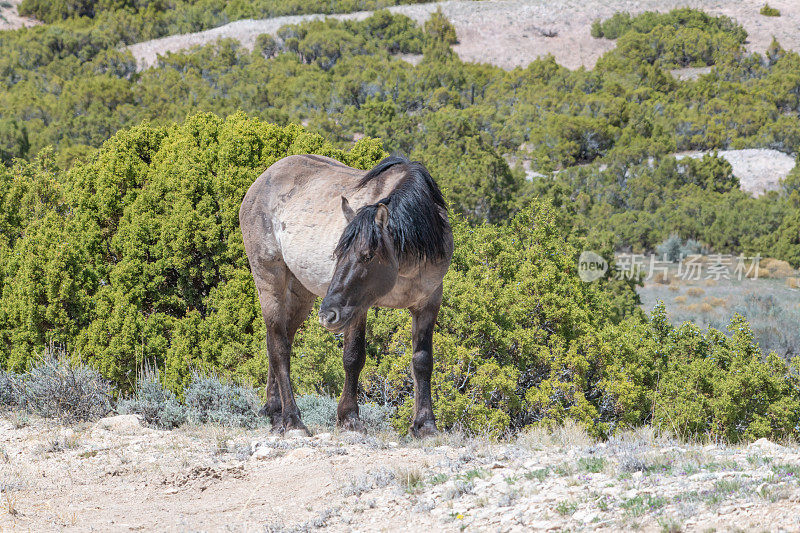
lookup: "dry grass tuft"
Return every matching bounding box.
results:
[2,490,18,517]
[395,466,424,493]
[653,272,670,284]
[686,287,705,297]
[674,295,687,304]
[786,277,800,289]
[681,302,713,313]
[518,420,594,450]
[668,284,680,292]
[703,296,727,307]
[758,258,796,279]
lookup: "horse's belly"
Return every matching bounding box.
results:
[277,222,339,297]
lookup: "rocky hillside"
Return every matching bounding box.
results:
[2,412,799,531]
[127,0,800,71]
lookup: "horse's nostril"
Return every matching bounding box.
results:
[319,308,340,326]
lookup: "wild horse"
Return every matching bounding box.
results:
[239,155,453,437]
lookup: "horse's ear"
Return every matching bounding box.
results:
[375,203,389,229]
[341,196,355,223]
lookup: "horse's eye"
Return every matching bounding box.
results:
[358,252,373,263]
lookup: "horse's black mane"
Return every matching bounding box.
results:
[334,155,449,261]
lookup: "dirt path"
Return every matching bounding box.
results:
[3,412,800,532]
[126,0,800,71]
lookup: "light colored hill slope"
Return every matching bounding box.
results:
[0,0,39,30]
[675,149,796,197]
[128,0,800,71]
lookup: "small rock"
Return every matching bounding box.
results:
[750,438,784,453]
[489,461,506,469]
[93,415,143,434]
[388,441,399,448]
[573,509,598,523]
[252,447,275,460]
[284,429,309,440]
[632,471,644,481]
[489,473,505,485]
[315,432,332,442]
[164,487,179,495]
[284,447,314,462]
[473,479,490,491]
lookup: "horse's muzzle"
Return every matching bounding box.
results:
[318,307,341,330]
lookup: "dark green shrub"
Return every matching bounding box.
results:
[0,113,386,392]
[424,7,457,44]
[652,312,800,442]
[760,4,781,17]
[592,9,746,43]
[255,34,279,59]
[593,9,746,69]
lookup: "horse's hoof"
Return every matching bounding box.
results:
[339,416,366,434]
[285,428,310,439]
[283,419,311,437]
[411,420,438,439]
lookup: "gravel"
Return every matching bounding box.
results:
[4,411,800,531]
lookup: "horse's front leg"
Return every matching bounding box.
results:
[409,285,442,438]
[337,313,367,432]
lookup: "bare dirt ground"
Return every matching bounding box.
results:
[674,149,797,197]
[127,0,800,71]
[0,0,38,31]
[3,411,800,532]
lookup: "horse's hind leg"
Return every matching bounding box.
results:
[409,284,443,438]
[259,279,313,427]
[337,313,367,432]
[253,262,314,434]
[258,370,281,426]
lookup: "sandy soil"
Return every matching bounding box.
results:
[0,0,38,31]
[127,0,800,71]
[3,412,800,532]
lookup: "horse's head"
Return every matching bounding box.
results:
[319,197,399,332]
